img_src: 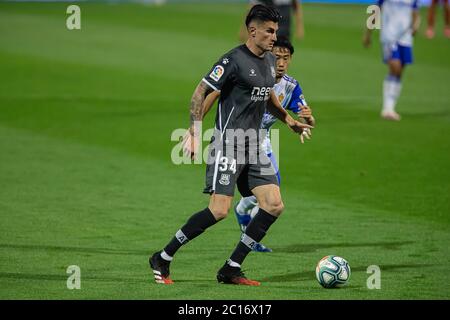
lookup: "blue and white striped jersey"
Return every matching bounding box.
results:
[378,0,419,47]
[261,74,306,131]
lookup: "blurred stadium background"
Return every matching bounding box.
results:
[0,0,449,299]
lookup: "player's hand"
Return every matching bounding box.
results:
[298,106,316,128]
[297,116,314,143]
[300,128,312,144]
[181,129,200,160]
[298,105,312,118]
[286,117,314,144]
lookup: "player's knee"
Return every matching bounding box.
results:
[390,66,402,78]
[267,200,284,216]
[209,207,230,220]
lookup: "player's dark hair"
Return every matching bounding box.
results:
[245,4,281,28]
[273,36,295,55]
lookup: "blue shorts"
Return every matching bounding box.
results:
[382,43,413,66]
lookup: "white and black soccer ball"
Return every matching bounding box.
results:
[315,255,351,288]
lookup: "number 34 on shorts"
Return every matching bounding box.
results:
[219,156,237,174]
[217,156,237,187]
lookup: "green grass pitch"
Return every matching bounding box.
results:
[0,2,449,299]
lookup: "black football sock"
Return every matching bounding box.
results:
[163,207,217,257]
[229,208,277,265]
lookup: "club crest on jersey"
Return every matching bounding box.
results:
[278,93,284,103]
[219,173,230,186]
[249,69,256,77]
[210,65,224,82]
[271,66,276,78]
[222,58,229,65]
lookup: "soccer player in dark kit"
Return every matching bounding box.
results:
[149,4,313,286]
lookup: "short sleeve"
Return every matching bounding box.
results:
[288,82,307,113]
[202,55,237,92]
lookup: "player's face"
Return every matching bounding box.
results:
[253,21,278,52]
[273,47,291,79]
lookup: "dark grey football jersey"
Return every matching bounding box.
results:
[202,45,276,137]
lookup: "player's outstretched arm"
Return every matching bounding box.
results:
[182,81,215,159]
[298,105,316,127]
[297,105,315,141]
[412,9,421,36]
[363,28,373,48]
[267,91,313,143]
[293,0,304,40]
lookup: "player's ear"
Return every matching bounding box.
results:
[248,26,257,38]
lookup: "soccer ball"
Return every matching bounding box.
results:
[315,255,351,288]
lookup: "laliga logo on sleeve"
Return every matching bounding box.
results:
[210,65,224,82]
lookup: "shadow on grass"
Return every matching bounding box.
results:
[0,272,146,283]
[0,243,149,256]
[0,272,216,284]
[271,241,414,253]
[260,263,434,283]
[0,240,415,258]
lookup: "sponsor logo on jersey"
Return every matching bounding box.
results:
[219,173,230,186]
[251,86,271,102]
[210,65,224,82]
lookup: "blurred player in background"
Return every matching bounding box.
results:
[202,36,315,253]
[425,0,450,39]
[363,0,420,121]
[239,0,304,42]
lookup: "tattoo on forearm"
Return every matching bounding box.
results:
[190,81,213,127]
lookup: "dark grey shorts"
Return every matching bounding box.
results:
[203,143,279,197]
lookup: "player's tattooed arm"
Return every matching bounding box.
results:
[189,81,214,136]
[182,81,215,160]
